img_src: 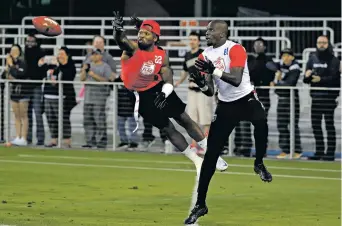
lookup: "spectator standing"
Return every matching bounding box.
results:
[273,48,302,159]
[175,31,213,152]
[115,76,139,150]
[304,35,341,161]
[81,49,111,149]
[39,47,77,148]
[6,44,30,146]
[233,37,274,157]
[25,34,46,145]
[83,35,117,76]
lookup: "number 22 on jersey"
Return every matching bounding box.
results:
[155,55,162,64]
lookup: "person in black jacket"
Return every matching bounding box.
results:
[304,35,341,161]
[39,46,77,148]
[273,48,302,159]
[25,34,46,145]
[233,37,274,157]
[249,37,275,115]
[6,44,30,146]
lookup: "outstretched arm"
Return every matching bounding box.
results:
[112,11,137,53]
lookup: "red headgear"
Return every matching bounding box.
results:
[140,20,161,36]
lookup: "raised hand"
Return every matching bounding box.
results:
[130,14,143,30]
[112,11,124,32]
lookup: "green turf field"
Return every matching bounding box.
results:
[0,147,340,226]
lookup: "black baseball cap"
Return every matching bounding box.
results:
[280,48,294,56]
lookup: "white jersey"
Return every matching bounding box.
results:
[201,40,254,102]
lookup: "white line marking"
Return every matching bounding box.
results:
[18,154,341,173]
[1,159,341,181]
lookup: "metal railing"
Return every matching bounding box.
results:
[0,79,340,159]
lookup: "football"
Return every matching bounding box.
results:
[32,16,62,37]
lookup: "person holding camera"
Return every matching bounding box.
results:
[80,48,112,149]
[304,35,341,161]
[39,46,77,148]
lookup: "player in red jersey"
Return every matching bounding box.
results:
[112,12,228,173]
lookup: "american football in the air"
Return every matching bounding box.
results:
[32,16,62,37]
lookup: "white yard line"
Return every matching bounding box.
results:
[18,154,341,173]
[0,159,340,181]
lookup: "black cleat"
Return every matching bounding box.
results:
[254,162,272,182]
[184,204,208,225]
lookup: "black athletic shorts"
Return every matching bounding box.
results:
[138,82,186,129]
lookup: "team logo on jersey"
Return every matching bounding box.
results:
[140,60,156,76]
[213,57,225,71]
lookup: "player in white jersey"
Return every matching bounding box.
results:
[184,20,272,224]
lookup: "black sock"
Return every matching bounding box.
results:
[195,154,218,207]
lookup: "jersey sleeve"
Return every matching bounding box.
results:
[229,45,247,68]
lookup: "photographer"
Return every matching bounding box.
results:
[80,48,111,149]
[304,35,341,161]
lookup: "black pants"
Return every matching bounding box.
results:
[138,82,186,129]
[83,102,107,147]
[255,89,270,117]
[45,98,72,139]
[142,120,167,143]
[311,96,337,157]
[197,92,268,204]
[276,96,301,153]
[233,92,270,155]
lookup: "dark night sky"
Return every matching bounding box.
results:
[158,0,341,17]
[0,0,340,24]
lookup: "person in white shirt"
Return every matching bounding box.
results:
[185,20,273,224]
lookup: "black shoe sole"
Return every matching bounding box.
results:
[184,208,208,225]
[254,169,272,183]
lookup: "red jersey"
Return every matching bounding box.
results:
[121,46,165,91]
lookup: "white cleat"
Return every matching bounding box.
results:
[216,156,228,171]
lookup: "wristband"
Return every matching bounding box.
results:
[200,85,209,91]
[213,68,223,78]
[162,83,174,98]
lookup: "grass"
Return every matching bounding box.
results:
[0,147,340,226]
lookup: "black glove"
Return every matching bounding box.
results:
[130,14,143,30]
[154,92,167,110]
[195,59,215,74]
[112,11,124,32]
[189,70,206,88]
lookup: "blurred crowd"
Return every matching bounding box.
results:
[0,33,340,161]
